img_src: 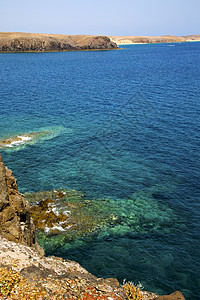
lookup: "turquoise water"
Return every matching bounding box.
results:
[0,43,200,298]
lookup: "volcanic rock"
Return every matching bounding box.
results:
[0,153,44,255]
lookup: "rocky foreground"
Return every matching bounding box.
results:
[109,35,200,45]
[0,153,185,299]
[0,32,117,52]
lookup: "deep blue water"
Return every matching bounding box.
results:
[0,43,200,299]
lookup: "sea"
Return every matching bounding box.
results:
[0,42,200,299]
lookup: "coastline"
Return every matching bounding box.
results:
[1,32,200,52]
[118,41,200,46]
[0,153,186,299]
[0,32,118,53]
[1,37,197,299]
[109,34,200,45]
[0,47,119,54]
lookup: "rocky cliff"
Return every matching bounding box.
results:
[0,237,186,300]
[0,236,132,300]
[0,32,117,52]
[0,154,43,255]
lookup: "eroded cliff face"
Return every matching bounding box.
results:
[0,32,117,52]
[0,154,44,255]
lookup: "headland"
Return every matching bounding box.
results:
[0,32,117,52]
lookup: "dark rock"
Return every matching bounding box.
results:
[0,153,44,256]
[20,265,56,282]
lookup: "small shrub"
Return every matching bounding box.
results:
[0,266,46,299]
[123,280,143,300]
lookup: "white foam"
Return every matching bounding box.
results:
[10,140,23,146]
[44,225,66,233]
[63,210,71,215]
[18,135,32,141]
[7,135,32,147]
[44,227,51,233]
[5,144,13,148]
[44,222,71,233]
[51,225,66,232]
[52,207,60,216]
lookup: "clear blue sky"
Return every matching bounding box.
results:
[1,0,200,36]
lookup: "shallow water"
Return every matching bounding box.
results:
[0,43,200,299]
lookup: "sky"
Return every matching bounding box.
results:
[1,0,200,36]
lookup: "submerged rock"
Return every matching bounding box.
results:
[0,135,32,148]
[26,185,181,254]
[0,153,44,255]
[0,155,186,299]
[27,189,112,238]
[0,127,72,151]
[0,131,50,149]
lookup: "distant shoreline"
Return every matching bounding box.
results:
[118,41,200,46]
[109,34,200,45]
[0,32,199,53]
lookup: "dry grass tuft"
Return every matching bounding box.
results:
[123,280,143,300]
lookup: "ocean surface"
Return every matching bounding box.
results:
[0,42,200,299]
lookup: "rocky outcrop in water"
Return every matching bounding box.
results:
[0,32,117,52]
[0,154,44,255]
